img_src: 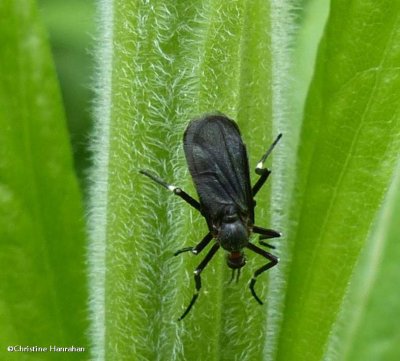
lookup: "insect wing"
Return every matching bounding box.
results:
[183,115,253,223]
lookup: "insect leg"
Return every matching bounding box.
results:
[252,133,282,196]
[253,225,281,239]
[174,232,213,256]
[253,225,281,247]
[258,241,275,249]
[178,243,220,321]
[253,226,282,249]
[139,169,201,211]
[252,169,271,196]
[246,242,278,305]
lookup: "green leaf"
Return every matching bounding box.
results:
[345,169,400,361]
[326,166,400,361]
[90,0,400,360]
[0,0,88,359]
[276,1,400,360]
[89,1,294,360]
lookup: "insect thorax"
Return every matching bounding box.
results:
[215,209,250,253]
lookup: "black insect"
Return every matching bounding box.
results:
[140,114,282,320]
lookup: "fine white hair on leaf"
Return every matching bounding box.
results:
[87,0,113,360]
[266,1,300,360]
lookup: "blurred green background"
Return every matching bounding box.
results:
[38,0,95,193]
